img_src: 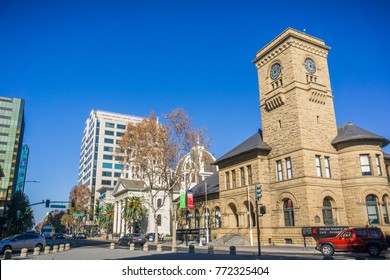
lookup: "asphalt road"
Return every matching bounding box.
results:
[3,237,385,260]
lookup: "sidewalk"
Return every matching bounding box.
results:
[92,236,317,254]
[7,240,318,260]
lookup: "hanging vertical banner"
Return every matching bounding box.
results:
[180,189,186,208]
[187,190,194,209]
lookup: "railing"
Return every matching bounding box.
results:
[222,228,239,244]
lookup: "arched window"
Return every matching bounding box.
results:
[366,195,379,224]
[382,195,389,224]
[204,208,210,229]
[195,210,200,229]
[157,198,162,208]
[215,207,221,228]
[283,199,294,227]
[322,197,334,225]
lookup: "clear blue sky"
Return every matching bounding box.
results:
[1,0,389,224]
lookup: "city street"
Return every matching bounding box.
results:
[2,236,388,260]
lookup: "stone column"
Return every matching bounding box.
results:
[113,201,118,235]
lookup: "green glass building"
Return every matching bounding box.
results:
[0,97,25,216]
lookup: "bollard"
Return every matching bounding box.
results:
[189,245,195,254]
[20,248,28,258]
[33,247,41,256]
[352,254,366,260]
[171,245,177,253]
[59,244,65,252]
[143,242,149,252]
[229,246,236,255]
[157,244,163,252]
[129,243,135,251]
[323,255,334,260]
[110,243,115,250]
[65,243,70,251]
[44,246,51,254]
[3,250,12,260]
[52,245,59,253]
[208,245,214,254]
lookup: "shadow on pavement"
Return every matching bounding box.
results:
[108,252,317,260]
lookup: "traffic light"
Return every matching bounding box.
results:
[255,184,262,200]
[260,205,266,215]
[71,199,75,208]
[45,199,50,208]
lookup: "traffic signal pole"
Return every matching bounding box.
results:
[255,183,262,256]
[255,199,261,256]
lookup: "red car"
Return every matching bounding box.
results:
[315,227,388,256]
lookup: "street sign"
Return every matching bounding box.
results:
[73,213,85,217]
[180,189,186,208]
[302,226,349,237]
[51,205,66,208]
[187,190,194,209]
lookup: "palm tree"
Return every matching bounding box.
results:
[98,203,114,234]
[122,197,146,233]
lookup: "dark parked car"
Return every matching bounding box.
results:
[315,227,388,256]
[55,233,65,239]
[118,234,146,246]
[145,232,163,242]
[74,233,87,239]
[0,233,46,254]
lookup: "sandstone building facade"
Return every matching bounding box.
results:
[178,28,390,246]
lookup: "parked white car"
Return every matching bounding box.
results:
[0,233,46,253]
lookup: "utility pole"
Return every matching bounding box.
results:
[255,183,262,256]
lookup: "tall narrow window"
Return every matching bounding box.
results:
[225,172,230,190]
[322,197,334,225]
[283,199,294,226]
[215,207,221,228]
[285,158,292,179]
[366,195,379,224]
[324,157,331,178]
[382,195,389,224]
[247,165,253,185]
[276,160,283,181]
[231,170,236,189]
[360,154,372,176]
[186,210,192,228]
[376,155,382,176]
[315,155,322,177]
[240,167,245,186]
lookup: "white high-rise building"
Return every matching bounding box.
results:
[78,110,143,218]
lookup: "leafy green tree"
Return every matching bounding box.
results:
[8,191,34,234]
[98,203,114,234]
[121,197,146,233]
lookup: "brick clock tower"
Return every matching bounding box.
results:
[252,28,349,235]
[253,28,338,160]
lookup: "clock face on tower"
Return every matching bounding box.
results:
[304,58,316,74]
[270,63,281,80]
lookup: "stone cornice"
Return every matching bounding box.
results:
[253,28,330,67]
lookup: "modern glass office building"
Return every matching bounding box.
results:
[16,144,29,193]
[78,110,143,219]
[0,97,25,216]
